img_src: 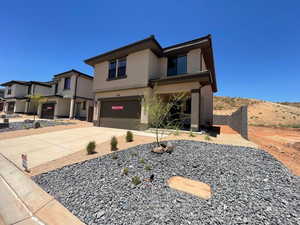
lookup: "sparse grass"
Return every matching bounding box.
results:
[131,152,138,157]
[139,158,145,164]
[250,123,300,129]
[112,153,118,160]
[144,165,151,171]
[189,130,196,137]
[86,141,96,155]
[111,136,118,151]
[123,168,129,175]
[132,176,141,185]
[126,131,133,142]
[173,128,180,136]
[204,135,211,141]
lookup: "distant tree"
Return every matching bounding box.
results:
[28,94,45,121]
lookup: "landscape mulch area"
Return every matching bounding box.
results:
[33,140,300,225]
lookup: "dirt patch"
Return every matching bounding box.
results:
[248,126,300,176]
[0,120,92,141]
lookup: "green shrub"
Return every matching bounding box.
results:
[132,176,141,185]
[86,141,96,155]
[112,153,118,160]
[123,168,129,175]
[126,131,133,142]
[204,135,211,141]
[189,130,196,137]
[111,136,118,151]
[144,165,151,171]
[139,158,145,164]
[131,152,138,157]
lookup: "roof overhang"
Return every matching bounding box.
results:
[149,71,211,87]
[53,70,93,80]
[84,36,163,66]
[0,81,29,86]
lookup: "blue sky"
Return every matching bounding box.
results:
[0,1,299,102]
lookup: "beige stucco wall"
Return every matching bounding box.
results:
[200,85,213,126]
[15,100,26,112]
[148,50,161,80]
[93,49,150,92]
[187,48,201,73]
[76,76,93,99]
[33,84,52,96]
[95,87,151,99]
[4,84,28,98]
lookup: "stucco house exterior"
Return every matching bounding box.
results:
[0,88,4,112]
[38,70,94,120]
[85,34,217,131]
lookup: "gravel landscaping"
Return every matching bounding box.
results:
[0,120,73,132]
[33,140,300,225]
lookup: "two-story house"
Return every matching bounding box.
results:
[85,34,217,131]
[1,81,30,114]
[38,70,94,120]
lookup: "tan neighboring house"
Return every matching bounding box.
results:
[85,34,217,131]
[0,88,5,112]
[38,70,94,120]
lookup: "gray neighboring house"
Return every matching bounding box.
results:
[1,70,94,120]
[85,34,217,131]
[38,70,94,120]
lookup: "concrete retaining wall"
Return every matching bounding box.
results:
[213,105,248,139]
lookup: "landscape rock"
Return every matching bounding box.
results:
[33,140,300,225]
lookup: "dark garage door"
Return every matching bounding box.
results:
[100,97,141,130]
[7,102,15,114]
[41,103,55,119]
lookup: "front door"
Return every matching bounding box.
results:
[7,102,15,114]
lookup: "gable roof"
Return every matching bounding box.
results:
[0,80,29,86]
[53,69,93,80]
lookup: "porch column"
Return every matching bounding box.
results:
[93,100,100,126]
[4,102,8,113]
[140,97,149,125]
[69,98,75,119]
[37,103,42,118]
[191,89,201,131]
[13,101,17,113]
[25,101,29,114]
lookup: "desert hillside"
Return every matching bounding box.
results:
[213,96,300,127]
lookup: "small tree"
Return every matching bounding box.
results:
[111,136,118,151]
[144,91,187,147]
[28,94,45,121]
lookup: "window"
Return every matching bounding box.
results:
[27,85,31,95]
[64,77,71,89]
[54,83,58,94]
[7,86,11,95]
[108,58,127,80]
[108,61,117,79]
[117,58,126,77]
[82,101,86,110]
[167,55,187,76]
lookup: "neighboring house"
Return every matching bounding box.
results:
[85,34,217,131]
[1,81,30,114]
[0,88,4,112]
[38,70,94,120]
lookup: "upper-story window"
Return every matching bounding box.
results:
[167,55,187,76]
[7,86,12,95]
[54,83,58,94]
[64,77,71,90]
[108,58,127,80]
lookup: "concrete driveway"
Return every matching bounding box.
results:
[0,127,133,170]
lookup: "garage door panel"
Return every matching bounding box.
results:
[99,97,141,129]
[41,103,55,119]
[100,118,141,130]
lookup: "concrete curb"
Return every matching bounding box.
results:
[0,153,85,225]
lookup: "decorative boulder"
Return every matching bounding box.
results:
[152,146,165,154]
[33,121,40,129]
[166,142,174,153]
[24,119,34,123]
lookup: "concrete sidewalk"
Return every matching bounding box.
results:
[0,153,85,225]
